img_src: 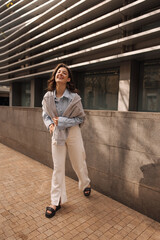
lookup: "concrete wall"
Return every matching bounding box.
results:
[0,106,160,222]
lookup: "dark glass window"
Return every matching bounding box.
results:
[35,78,48,107]
[12,81,31,107]
[0,97,9,106]
[138,61,160,112]
[76,69,119,110]
[21,82,31,107]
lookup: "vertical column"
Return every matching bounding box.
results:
[30,79,35,108]
[9,83,12,106]
[118,61,131,111]
[129,61,140,111]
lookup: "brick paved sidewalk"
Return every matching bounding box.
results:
[0,143,160,240]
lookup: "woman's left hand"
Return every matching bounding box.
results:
[52,117,59,126]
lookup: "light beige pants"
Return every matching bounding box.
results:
[51,125,90,205]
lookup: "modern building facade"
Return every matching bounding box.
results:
[0,0,160,221]
[0,0,159,111]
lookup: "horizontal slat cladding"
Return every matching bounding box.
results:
[0,0,160,83]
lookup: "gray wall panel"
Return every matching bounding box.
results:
[0,106,160,221]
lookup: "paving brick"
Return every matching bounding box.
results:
[0,143,160,240]
[127,231,138,239]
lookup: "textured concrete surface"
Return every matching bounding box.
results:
[1,106,160,221]
[0,143,160,240]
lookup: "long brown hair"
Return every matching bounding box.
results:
[47,63,78,93]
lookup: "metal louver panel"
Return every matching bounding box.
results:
[0,0,159,83]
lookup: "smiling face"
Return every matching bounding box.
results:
[55,67,70,85]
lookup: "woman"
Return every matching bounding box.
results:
[42,63,91,218]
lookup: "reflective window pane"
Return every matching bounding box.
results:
[138,61,160,112]
[77,69,119,110]
[21,82,31,107]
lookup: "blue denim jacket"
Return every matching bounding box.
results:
[42,89,84,130]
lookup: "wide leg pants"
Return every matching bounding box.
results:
[51,125,90,206]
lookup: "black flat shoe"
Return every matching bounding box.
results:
[83,187,91,197]
[45,204,61,218]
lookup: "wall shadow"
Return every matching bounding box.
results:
[139,162,160,222]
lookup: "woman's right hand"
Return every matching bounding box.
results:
[49,124,55,134]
